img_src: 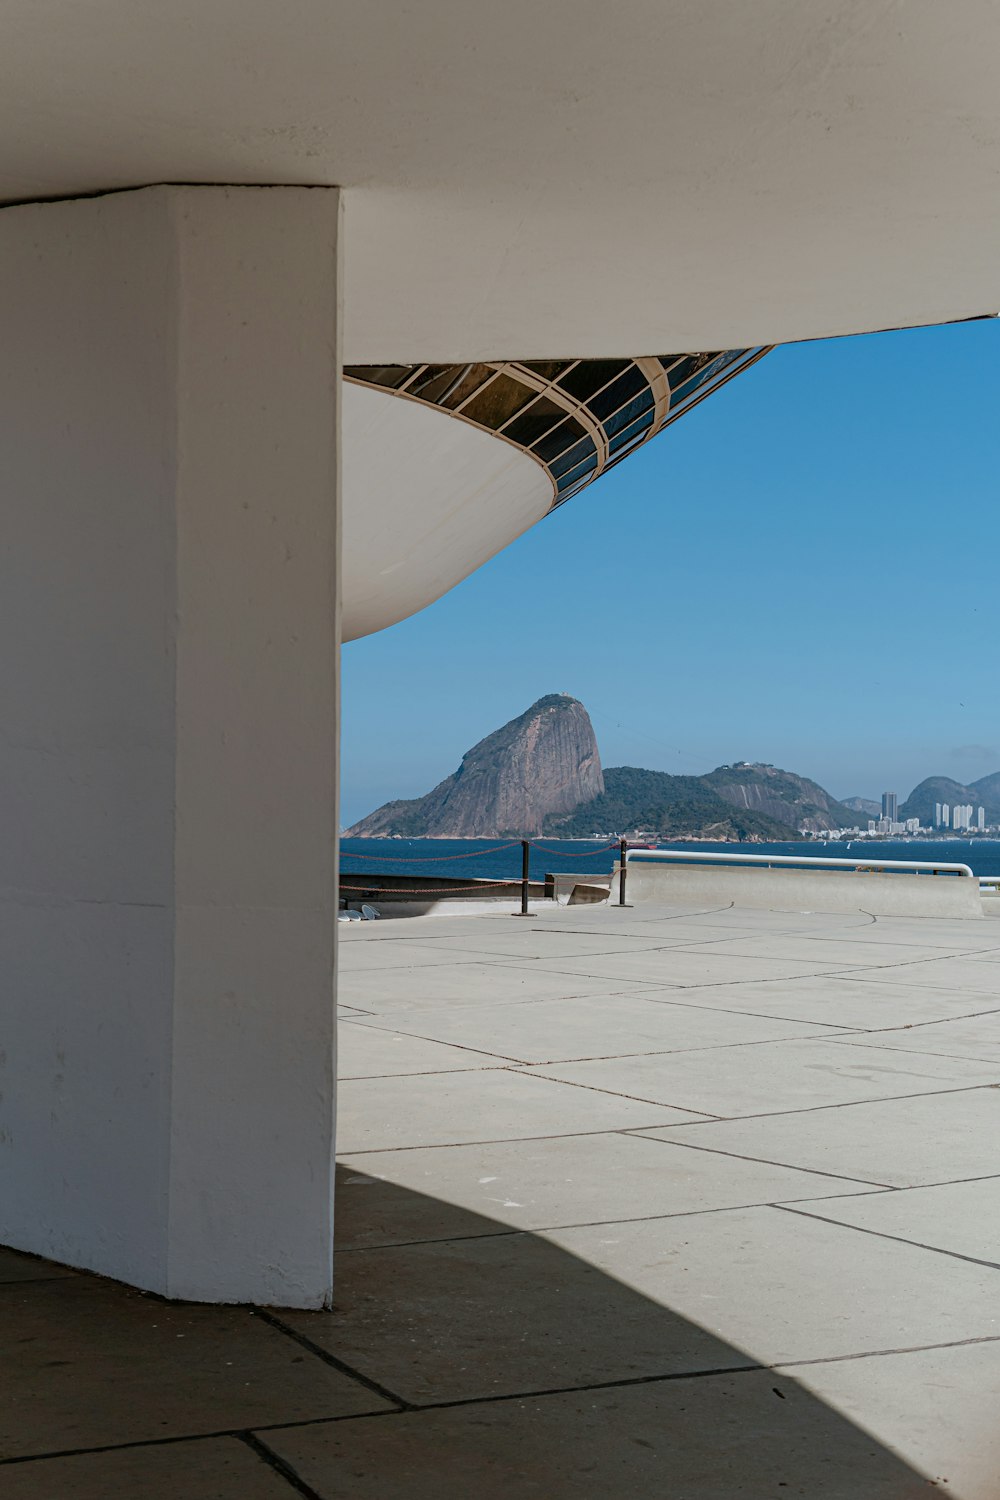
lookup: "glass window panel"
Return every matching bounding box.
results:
[531,415,587,463]
[657,355,685,374]
[344,365,413,389]
[442,363,497,409]
[502,395,568,446]
[557,359,630,401]
[602,387,654,439]
[461,374,537,430]
[555,462,598,500]
[409,364,476,405]
[549,434,596,479]
[406,363,451,395]
[519,360,574,380]
[608,410,654,456]
[588,365,648,420]
[555,451,599,488]
[670,352,738,405]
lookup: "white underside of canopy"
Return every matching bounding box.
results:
[0,2,997,359]
[341,382,553,640]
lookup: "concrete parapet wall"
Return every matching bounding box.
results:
[616,861,984,919]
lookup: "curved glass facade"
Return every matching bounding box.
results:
[344,350,768,507]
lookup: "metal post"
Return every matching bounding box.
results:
[520,839,531,916]
[619,838,627,906]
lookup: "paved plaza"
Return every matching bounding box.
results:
[3,897,1000,1496]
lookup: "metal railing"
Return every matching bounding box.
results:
[624,849,975,879]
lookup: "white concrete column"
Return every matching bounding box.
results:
[0,186,341,1307]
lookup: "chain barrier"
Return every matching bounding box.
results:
[340,836,628,908]
[340,841,521,864]
[340,879,529,896]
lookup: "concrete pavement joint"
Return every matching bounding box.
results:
[240,1432,328,1500]
[773,1202,1000,1273]
[252,1307,414,1411]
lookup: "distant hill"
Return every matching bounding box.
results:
[842,796,881,819]
[346,693,999,842]
[544,766,798,841]
[900,775,1000,826]
[345,694,604,837]
[970,770,1000,805]
[701,764,864,833]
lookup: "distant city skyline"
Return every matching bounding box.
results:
[342,320,1000,829]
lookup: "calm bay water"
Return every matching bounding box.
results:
[341,836,1000,883]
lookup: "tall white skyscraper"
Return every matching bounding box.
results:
[935,802,942,827]
[942,804,950,828]
[978,807,986,830]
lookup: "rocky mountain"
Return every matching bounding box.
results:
[900,775,1000,826]
[842,796,881,818]
[700,763,863,834]
[544,766,798,841]
[345,694,604,837]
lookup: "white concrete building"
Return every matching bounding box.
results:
[3,2,1000,1308]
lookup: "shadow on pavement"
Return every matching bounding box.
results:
[257,1164,948,1497]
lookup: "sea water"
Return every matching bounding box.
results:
[340,836,1000,884]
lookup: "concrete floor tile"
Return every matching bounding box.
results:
[830,1010,1000,1063]
[632,975,1000,1031]
[784,1339,1000,1499]
[786,1175,1000,1264]
[334,1133,884,1248]
[673,935,959,967]
[263,1369,940,1498]
[515,949,871,988]
[337,941,478,973]
[346,992,839,1066]
[282,1231,750,1404]
[843,956,1000,995]
[637,1085,1000,1186]
[340,960,655,1014]
[336,1069,702,1153]
[545,1205,1000,1364]
[387,929,687,961]
[524,1037,1000,1118]
[337,1022,500,1078]
[0,1247,77,1283]
[0,1279,390,1458]
[0,1437,296,1498]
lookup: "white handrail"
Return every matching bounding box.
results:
[625,849,974,878]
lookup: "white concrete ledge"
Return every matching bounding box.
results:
[615,862,984,919]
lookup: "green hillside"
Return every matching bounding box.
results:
[544,766,800,841]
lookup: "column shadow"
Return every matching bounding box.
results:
[265,1164,969,1496]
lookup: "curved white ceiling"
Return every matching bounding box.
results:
[342,382,552,640]
[1,2,998,357]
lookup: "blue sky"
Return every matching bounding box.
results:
[341,319,999,828]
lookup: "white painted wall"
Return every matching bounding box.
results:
[342,384,552,640]
[0,185,342,1306]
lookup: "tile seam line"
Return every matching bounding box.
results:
[338,1119,721,1154]
[7,1340,1000,1468]
[773,1202,1000,1271]
[252,1307,413,1410]
[826,1038,1000,1066]
[503,1065,719,1115]
[623,1080,1000,1127]
[619,1132,894,1187]
[334,1188,901,1254]
[239,1431,328,1500]
[509,1028,857,1070]
[6,1319,1000,1481]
